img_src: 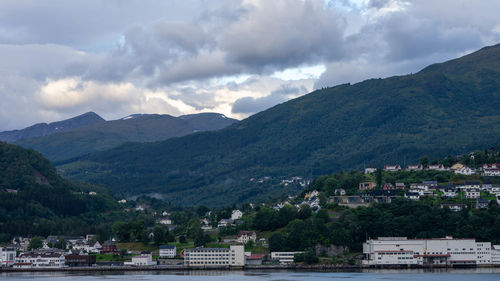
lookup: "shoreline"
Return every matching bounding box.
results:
[2,264,500,273]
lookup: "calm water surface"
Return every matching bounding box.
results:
[2,269,500,281]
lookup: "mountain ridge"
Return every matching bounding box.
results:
[0,112,105,143]
[59,43,500,206]
[15,112,238,162]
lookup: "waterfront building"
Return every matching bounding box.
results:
[0,247,16,267]
[13,251,65,268]
[363,236,492,266]
[124,253,156,266]
[271,252,304,264]
[184,245,245,267]
[159,245,176,258]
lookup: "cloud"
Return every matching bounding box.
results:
[1,0,500,131]
[232,84,309,114]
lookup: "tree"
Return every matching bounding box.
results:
[179,235,186,244]
[28,236,43,250]
[297,204,312,220]
[420,156,429,168]
[269,233,287,252]
[304,248,319,264]
[153,225,166,245]
[375,168,383,189]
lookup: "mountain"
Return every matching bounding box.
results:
[58,44,500,206]
[0,112,105,143]
[0,142,119,240]
[15,112,238,162]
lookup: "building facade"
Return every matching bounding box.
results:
[159,245,176,258]
[184,245,245,267]
[363,237,492,266]
[271,252,304,264]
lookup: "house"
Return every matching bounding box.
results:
[159,245,176,258]
[455,166,475,175]
[157,218,172,225]
[384,165,401,172]
[231,210,243,220]
[101,242,119,254]
[422,181,438,187]
[383,183,395,190]
[427,164,448,171]
[441,187,457,198]
[465,189,480,199]
[476,198,490,209]
[483,169,500,176]
[200,218,212,230]
[364,167,377,174]
[217,219,234,228]
[246,254,266,265]
[334,188,346,196]
[482,163,499,170]
[125,253,156,266]
[118,199,126,204]
[14,251,65,268]
[0,247,16,267]
[404,192,420,200]
[406,164,423,171]
[395,183,405,189]
[359,182,376,191]
[441,203,466,212]
[237,231,257,244]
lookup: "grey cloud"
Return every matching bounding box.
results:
[232,85,307,114]
[221,0,345,71]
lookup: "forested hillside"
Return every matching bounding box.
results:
[59,44,500,206]
[0,142,120,241]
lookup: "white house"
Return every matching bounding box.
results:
[364,167,377,174]
[384,165,402,172]
[184,245,245,267]
[441,187,457,198]
[159,245,176,258]
[427,164,448,171]
[363,237,492,266]
[218,219,234,228]
[465,189,480,199]
[271,252,304,264]
[0,247,16,267]
[231,210,243,220]
[236,231,257,244]
[455,166,475,175]
[406,164,423,171]
[441,203,466,212]
[405,192,420,200]
[157,218,172,225]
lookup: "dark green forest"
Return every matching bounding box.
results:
[59,43,500,206]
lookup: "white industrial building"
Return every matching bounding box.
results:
[124,253,156,266]
[184,245,245,267]
[363,237,493,266]
[492,245,500,264]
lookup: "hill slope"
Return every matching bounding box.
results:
[59,44,500,206]
[0,142,119,240]
[15,113,237,162]
[0,112,105,142]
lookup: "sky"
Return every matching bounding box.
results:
[1,0,500,130]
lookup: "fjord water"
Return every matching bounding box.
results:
[2,269,500,281]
